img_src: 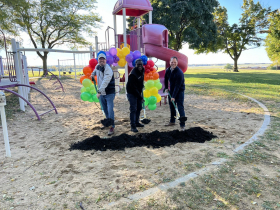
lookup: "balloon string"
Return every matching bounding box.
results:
[93,102,102,110]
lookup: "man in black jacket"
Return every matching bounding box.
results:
[164,56,186,130]
[126,59,145,132]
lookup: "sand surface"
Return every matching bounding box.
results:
[0,78,264,209]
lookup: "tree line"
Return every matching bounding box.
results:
[1,0,279,72]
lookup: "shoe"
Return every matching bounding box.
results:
[131,127,138,133]
[135,123,144,127]
[100,126,107,130]
[165,122,176,126]
[108,127,114,136]
[180,127,185,131]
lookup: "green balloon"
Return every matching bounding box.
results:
[154,78,160,83]
[144,82,150,90]
[90,85,96,91]
[82,79,92,88]
[144,97,149,106]
[148,96,157,105]
[86,87,90,92]
[145,80,154,89]
[80,92,91,101]
[80,87,86,93]
[90,90,95,94]
[148,104,157,111]
[155,82,162,90]
[92,94,99,102]
[88,96,94,102]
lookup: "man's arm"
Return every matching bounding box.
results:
[99,65,113,95]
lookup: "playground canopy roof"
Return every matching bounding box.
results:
[113,0,153,17]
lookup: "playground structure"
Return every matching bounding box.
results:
[0,0,189,120]
[91,0,188,100]
[0,30,59,120]
[111,0,188,78]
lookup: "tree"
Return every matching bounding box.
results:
[224,63,233,70]
[7,0,101,74]
[0,0,26,49]
[200,0,270,72]
[264,10,280,67]
[128,0,220,52]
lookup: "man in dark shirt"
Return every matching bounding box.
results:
[126,59,145,132]
[163,56,186,130]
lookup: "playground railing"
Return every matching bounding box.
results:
[0,52,17,83]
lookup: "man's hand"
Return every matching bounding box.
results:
[97,93,101,98]
[171,98,175,102]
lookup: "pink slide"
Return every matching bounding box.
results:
[142,24,188,73]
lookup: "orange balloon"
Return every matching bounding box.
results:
[147,72,154,80]
[150,67,157,73]
[152,72,159,80]
[80,75,88,84]
[83,66,93,75]
[144,74,148,82]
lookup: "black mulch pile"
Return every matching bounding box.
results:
[69,127,217,151]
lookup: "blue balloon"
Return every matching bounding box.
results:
[140,55,148,65]
[132,59,136,67]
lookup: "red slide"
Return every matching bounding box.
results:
[142,24,188,73]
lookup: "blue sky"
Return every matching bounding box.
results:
[1,0,279,66]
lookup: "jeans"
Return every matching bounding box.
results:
[168,90,186,127]
[99,94,115,128]
[127,93,142,128]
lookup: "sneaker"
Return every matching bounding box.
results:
[180,127,185,131]
[108,127,114,136]
[131,127,138,133]
[135,123,144,127]
[165,122,176,126]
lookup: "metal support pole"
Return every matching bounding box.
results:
[137,17,141,51]
[0,92,11,157]
[123,8,128,92]
[11,39,25,111]
[123,8,127,47]
[22,55,30,94]
[95,36,98,56]
[0,56,3,76]
[149,11,152,24]
[90,46,93,59]
[114,15,118,48]
[58,60,61,79]
[73,53,77,80]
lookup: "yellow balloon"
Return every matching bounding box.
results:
[156,94,162,103]
[122,47,130,56]
[118,50,125,58]
[118,58,126,67]
[117,48,121,56]
[150,87,158,96]
[143,89,151,98]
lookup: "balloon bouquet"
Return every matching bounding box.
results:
[142,60,162,111]
[80,48,163,112]
[80,59,99,102]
